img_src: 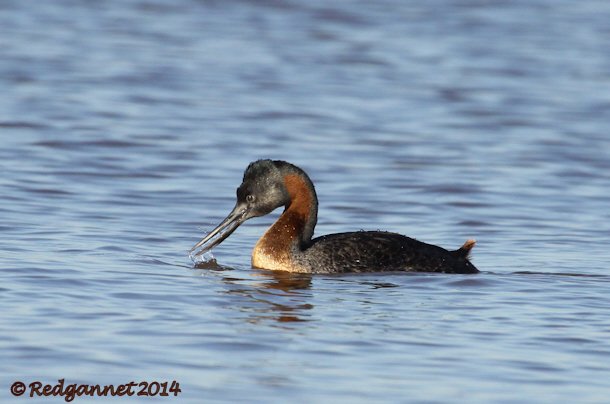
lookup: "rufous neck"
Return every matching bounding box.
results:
[282,173,318,245]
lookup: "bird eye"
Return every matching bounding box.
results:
[246,194,255,203]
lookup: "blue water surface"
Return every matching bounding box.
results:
[2,0,610,402]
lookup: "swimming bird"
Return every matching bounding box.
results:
[190,160,478,274]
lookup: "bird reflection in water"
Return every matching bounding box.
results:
[194,262,313,324]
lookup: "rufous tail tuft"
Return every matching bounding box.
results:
[453,239,476,258]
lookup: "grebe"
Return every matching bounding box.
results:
[190,160,478,274]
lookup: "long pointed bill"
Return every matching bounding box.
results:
[190,203,249,257]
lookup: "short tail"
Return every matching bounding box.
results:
[452,239,476,259]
